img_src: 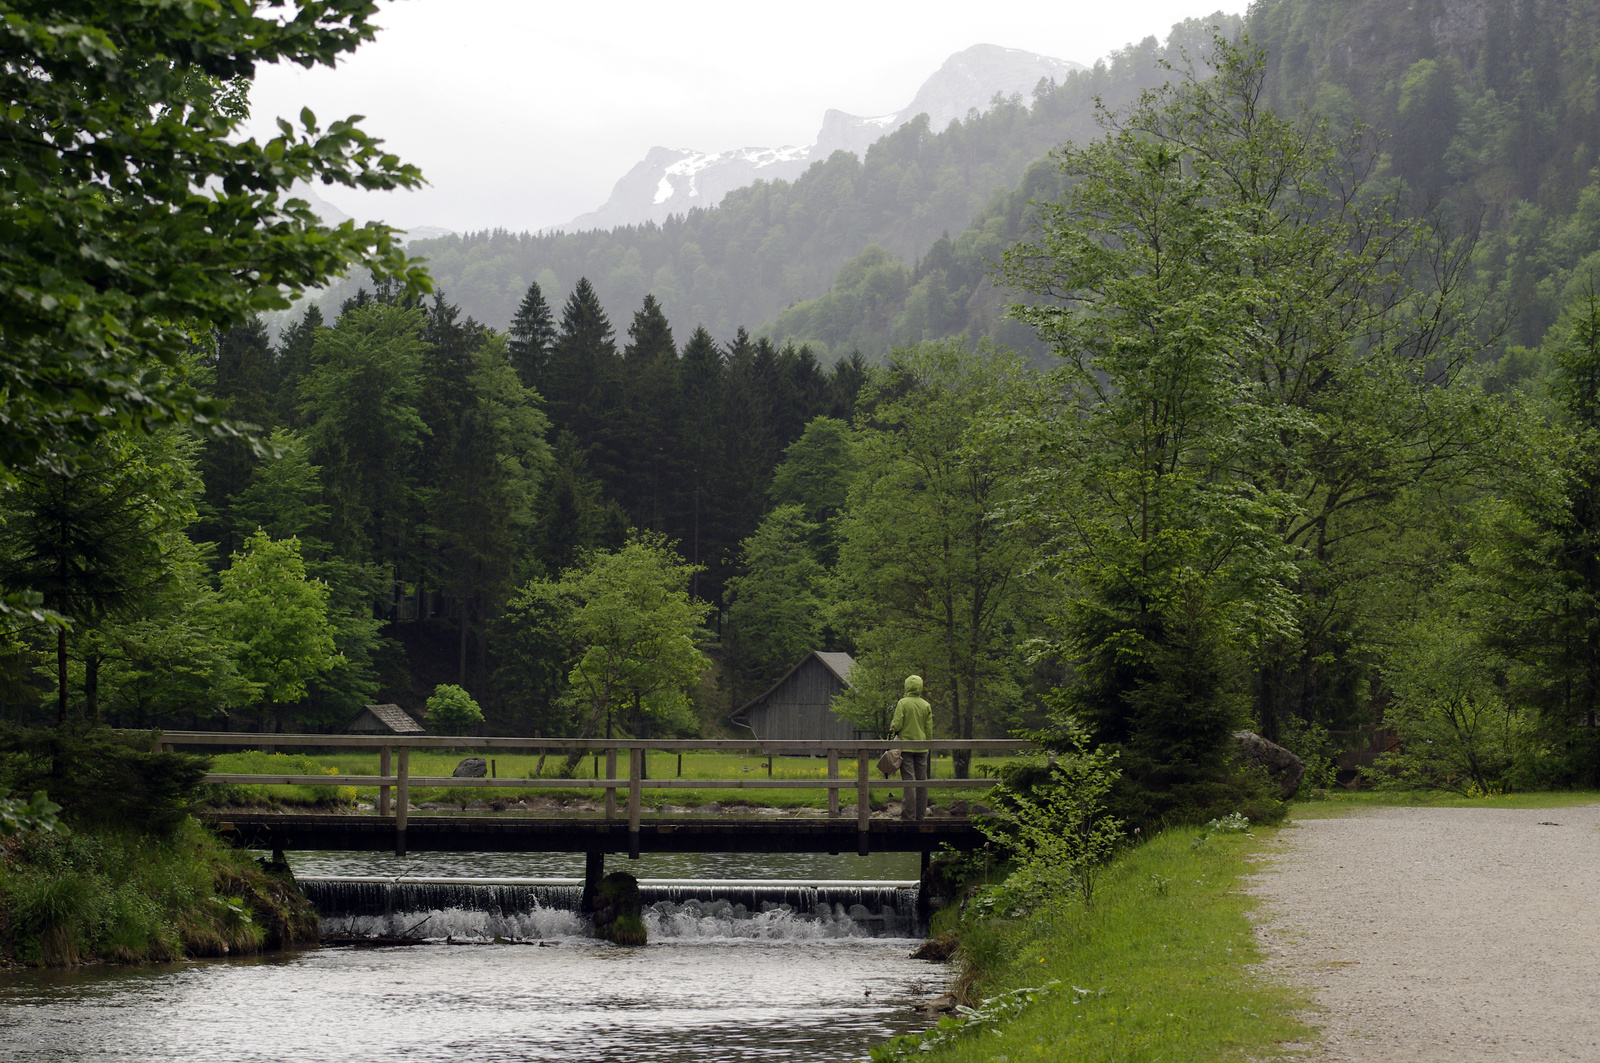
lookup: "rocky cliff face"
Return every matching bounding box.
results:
[563,44,1084,233]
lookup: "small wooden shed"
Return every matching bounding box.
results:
[346,703,425,735]
[732,651,866,742]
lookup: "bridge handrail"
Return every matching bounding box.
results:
[150,730,1038,859]
[202,774,997,790]
[152,731,1032,752]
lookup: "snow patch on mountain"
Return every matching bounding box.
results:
[562,43,1084,233]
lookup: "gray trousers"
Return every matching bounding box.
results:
[900,751,929,820]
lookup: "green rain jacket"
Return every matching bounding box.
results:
[891,675,933,742]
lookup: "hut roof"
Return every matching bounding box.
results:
[347,703,425,734]
[731,650,856,721]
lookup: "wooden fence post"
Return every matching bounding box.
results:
[605,747,617,821]
[379,746,391,817]
[395,746,410,857]
[857,748,870,856]
[827,749,839,818]
[628,747,642,860]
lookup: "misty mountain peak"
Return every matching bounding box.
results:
[564,43,1083,232]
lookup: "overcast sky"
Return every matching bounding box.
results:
[245,0,1251,234]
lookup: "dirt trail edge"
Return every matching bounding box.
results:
[1247,805,1600,1062]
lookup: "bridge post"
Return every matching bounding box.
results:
[856,748,870,856]
[827,749,839,818]
[605,747,617,821]
[379,746,391,817]
[395,746,409,857]
[628,747,642,860]
[583,850,604,911]
[918,849,934,925]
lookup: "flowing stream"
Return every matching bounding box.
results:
[0,850,948,1062]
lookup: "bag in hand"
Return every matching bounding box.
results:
[878,748,902,776]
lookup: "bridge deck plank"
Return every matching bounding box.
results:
[198,812,984,855]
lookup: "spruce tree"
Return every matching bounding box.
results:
[0,431,195,723]
[621,295,680,533]
[718,333,781,582]
[275,304,325,428]
[507,281,556,390]
[675,327,725,599]
[545,278,621,487]
[196,317,278,559]
[828,352,870,422]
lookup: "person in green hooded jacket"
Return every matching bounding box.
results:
[891,675,933,820]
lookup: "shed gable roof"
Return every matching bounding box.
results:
[347,703,425,734]
[731,650,856,720]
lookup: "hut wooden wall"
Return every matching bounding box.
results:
[745,660,860,742]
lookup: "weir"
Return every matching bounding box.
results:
[300,876,925,941]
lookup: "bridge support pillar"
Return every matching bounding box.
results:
[583,851,604,912]
[379,746,391,817]
[857,748,870,856]
[394,746,409,857]
[917,849,934,926]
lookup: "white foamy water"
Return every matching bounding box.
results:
[302,877,924,942]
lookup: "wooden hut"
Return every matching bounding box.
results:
[346,703,425,735]
[731,651,866,742]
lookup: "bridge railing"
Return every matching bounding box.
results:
[155,732,1033,857]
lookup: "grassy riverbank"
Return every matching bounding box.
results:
[0,817,317,967]
[204,749,1019,811]
[894,825,1310,1063]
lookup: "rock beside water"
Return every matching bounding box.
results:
[911,933,958,961]
[593,872,647,946]
[452,757,488,778]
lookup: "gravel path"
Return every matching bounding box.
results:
[1248,805,1600,1061]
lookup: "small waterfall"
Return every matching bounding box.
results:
[640,881,921,940]
[300,876,923,942]
[301,877,589,942]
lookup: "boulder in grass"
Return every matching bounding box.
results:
[452,757,488,778]
[1233,731,1305,798]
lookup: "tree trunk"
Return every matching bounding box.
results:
[85,652,100,726]
[478,603,489,700]
[634,691,647,780]
[56,627,68,726]
[951,679,970,779]
[459,597,469,688]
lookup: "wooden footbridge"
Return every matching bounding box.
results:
[165,733,1030,862]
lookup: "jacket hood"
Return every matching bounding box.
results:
[904,674,923,696]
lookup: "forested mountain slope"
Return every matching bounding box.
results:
[347,16,1235,346]
[768,0,1600,359]
[1245,0,1600,350]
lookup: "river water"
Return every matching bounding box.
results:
[0,850,947,1063]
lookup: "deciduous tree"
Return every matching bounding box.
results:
[217,531,338,732]
[0,1,426,485]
